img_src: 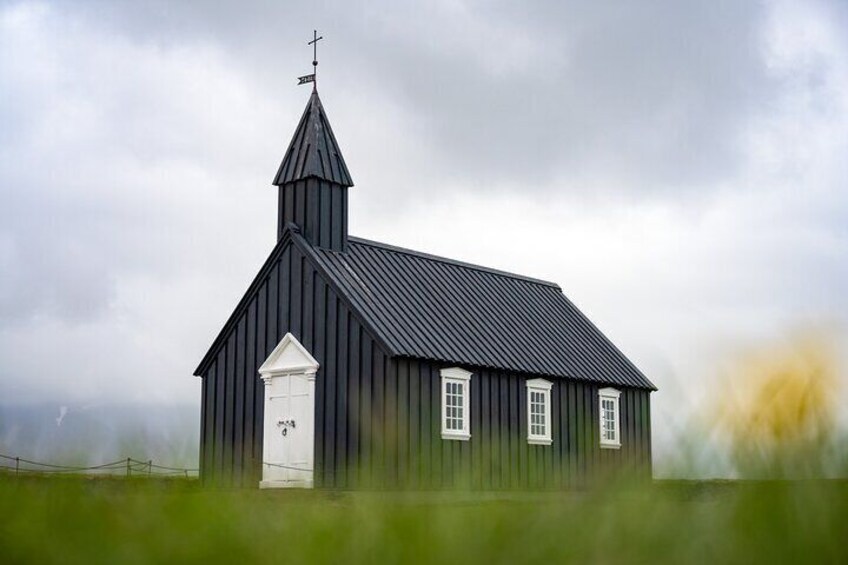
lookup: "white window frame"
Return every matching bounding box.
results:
[441,367,471,441]
[526,378,553,445]
[599,387,621,449]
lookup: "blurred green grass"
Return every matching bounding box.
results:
[1,475,846,564]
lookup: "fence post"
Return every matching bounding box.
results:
[126,457,131,478]
[148,460,152,477]
[15,457,19,475]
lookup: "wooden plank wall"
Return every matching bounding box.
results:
[377,360,653,489]
[198,242,653,489]
[198,240,388,488]
[277,179,348,251]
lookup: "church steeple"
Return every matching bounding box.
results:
[274,91,353,187]
[273,90,353,251]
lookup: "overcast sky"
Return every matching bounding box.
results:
[1,1,846,465]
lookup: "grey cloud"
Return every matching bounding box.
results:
[62,0,779,195]
[365,1,777,193]
[0,5,275,326]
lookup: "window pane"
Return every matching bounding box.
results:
[443,378,468,434]
[528,387,550,439]
[600,395,618,443]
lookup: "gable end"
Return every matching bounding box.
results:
[194,224,398,377]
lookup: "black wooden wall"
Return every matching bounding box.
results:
[366,359,652,489]
[277,178,348,251]
[199,240,652,489]
[198,238,388,488]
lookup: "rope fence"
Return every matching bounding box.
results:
[261,461,313,472]
[0,452,318,479]
[0,453,198,478]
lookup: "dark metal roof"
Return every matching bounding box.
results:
[273,91,353,187]
[307,237,656,390]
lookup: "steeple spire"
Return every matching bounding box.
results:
[274,32,353,250]
[273,91,353,187]
[273,89,353,251]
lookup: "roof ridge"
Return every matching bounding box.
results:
[346,236,561,289]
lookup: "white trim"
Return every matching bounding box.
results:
[527,378,553,391]
[258,332,320,378]
[526,378,552,445]
[599,387,621,449]
[599,387,621,399]
[440,367,471,441]
[527,438,552,446]
[441,367,472,381]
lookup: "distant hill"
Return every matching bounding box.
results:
[0,403,199,469]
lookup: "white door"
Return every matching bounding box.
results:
[265,372,314,485]
[258,333,319,489]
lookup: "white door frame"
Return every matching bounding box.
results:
[258,333,319,489]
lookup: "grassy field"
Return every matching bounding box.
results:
[1,476,846,564]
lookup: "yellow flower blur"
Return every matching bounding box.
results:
[716,332,840,474]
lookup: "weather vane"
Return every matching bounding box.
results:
[297,30,323,90]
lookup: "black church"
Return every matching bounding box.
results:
[194,84,656,489]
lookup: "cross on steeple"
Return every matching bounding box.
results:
[309,30,323,67]
[298,30,323,91]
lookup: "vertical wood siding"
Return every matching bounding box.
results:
[277,179,348,251]
[199,242,652,488]
[199,240,388,487]
[370,360,653,489]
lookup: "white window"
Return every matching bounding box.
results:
[526,379,552,445]
[441,367,471,440]
[599,387,621,449]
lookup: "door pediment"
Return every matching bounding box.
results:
[259,333,319,379]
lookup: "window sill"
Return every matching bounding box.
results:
[528,437,552,446]
[600,442,621,450]
[441,431,470,441]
